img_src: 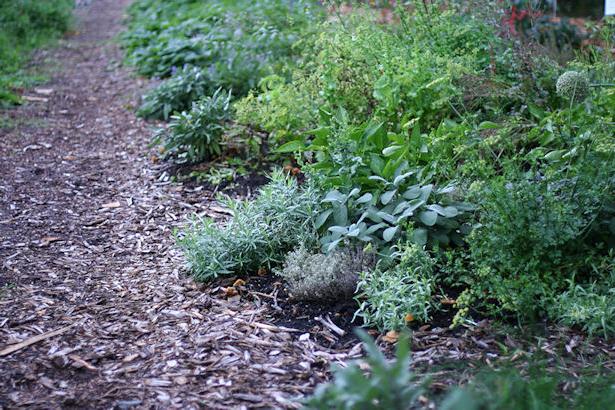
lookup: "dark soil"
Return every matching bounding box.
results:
[244,274,362,348]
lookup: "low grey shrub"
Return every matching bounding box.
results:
[276,246,375,302]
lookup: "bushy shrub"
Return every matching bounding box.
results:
[355,243,436,331]
[304,330,424,410]
[276,246,375,302]
[306,332,615,410]
[464,166,614,320]
[178,171,322,281]
[155,88,233,162]
[441,365,615,410]
[138,66,210,120]
[235,4,515,140]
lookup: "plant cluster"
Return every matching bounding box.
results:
[0,0,73,105]
[178,171,322,281]
[355,243,436,331]
[306,330,615,410]
[154,88,233,162]
[123,0,322,120]
[158,0,615,337]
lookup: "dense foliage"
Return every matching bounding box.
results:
[122,0,323,120]
[127,0,615,338]
[0,0,73,105]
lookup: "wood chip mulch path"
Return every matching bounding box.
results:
[0,1,356,408]
[1,1,614,409]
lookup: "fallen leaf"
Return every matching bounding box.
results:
[233,279,246,287]
[39,377,55,389]
[224,287,239,297]
[102,201,121,209]
[382,330,399,343]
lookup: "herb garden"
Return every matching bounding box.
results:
[1,0,614,408]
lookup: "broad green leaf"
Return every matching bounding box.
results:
[383,226,398,242]
[364,222,386,235]
[356,193,373,204]
[419,210,438,226]
[393,171,415,187]
[315,210,332,229]
[363,121,384,140]
[382,145,403,157]
[322,190,346,203]
[413,228,428,245]
[403,185,422,200]
[275,140,305,153]
[381,190,397,205]
[419,185,433,201]
[369,154,386,175]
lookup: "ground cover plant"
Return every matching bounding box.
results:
[0,0,73,106]
[306,330,615,410]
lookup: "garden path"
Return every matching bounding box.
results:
[0,1,351,408]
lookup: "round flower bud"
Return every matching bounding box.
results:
[556,71,590,103]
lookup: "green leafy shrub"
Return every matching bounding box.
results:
[306,332,615,410]
[465,167,614,320]
[291,121,474,253]
[178,171,322,281]
[276,246,375,302]
[155,88,233,162]
[235,3,515,140]
[304,330,424,410]
[355,243,436,331]
[138,65,210,120]
[0,0,73,105]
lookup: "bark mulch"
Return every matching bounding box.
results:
[1,1,614,409]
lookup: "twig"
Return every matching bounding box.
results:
[315,315,346,337]
[0,323,78,357]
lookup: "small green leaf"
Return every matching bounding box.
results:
[478,121,500,130]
